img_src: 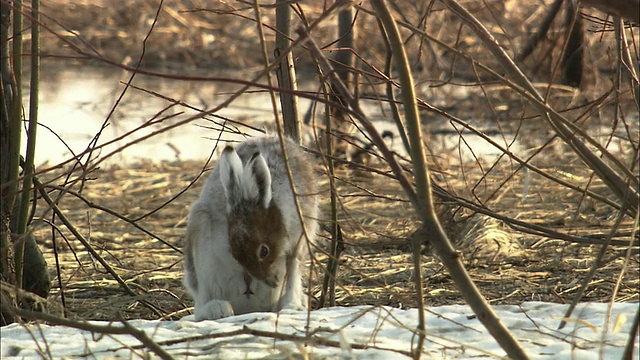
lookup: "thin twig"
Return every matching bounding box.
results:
[623,306,640,360]
[10,0,25,291]
[275,0,301,141]
[43,184,182,254]
[440,0,638,216]
[557,198,632,329]
[297,3,530,358]
[605,209,639,358]
[370,1,428,357]
[515,0,564,62]
[377,16,411,155]
[354,2,639,208]
[78,0,166,193]
[1,300,173,360]
[116,313,175,360]
[295,29,419,210]
[33,177,164,318]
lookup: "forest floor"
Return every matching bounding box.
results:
[32,148,638,321]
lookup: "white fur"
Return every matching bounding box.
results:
[219,147,244,212]
[183,136,318,321]
[242,153,272,208]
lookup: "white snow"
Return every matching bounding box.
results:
[1,302,637,359]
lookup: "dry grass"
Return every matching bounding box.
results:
[32,151,638,321]
[37,0,630,81]
[39,0,351,70]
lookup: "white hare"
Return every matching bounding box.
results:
[183,135,318,321]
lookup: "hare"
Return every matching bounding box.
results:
[183,135,318,321]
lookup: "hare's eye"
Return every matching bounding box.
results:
[258,244,270,260]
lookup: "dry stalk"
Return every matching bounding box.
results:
[377,16,411,155]
[1,300,174,360]
[296,2,530,358]
[8,2,349,186]
[624,306,640,360]
[354,3,638,215]
[275,0,301,142]
[422,103,628,213]
[615,214,639,359]
[76,0,166,196]
[252,0,282,135]
[116,313,175,360]
[33,176,165,317]
[558,200,631,329]
[17,0,41,285]
[317,70,342,309]
[441,0,639,216]
[369,1,428,357]
[320,224,344,307]
[9,0,25,291]
[44,184,181,253]
[371,1,527,359]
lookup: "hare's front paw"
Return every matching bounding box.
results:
[195,299,234,321]
[281,301,307,312]
[280,293,307,312]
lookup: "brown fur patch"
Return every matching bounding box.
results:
[228,203,285,285]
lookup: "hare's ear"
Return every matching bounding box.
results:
[219,146,244,211]
[242,152,272,208]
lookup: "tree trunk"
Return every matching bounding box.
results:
[1,0,17,326]
[0,0,51,325]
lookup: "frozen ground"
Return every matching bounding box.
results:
[1,302,637,359]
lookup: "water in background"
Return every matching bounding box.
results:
[25,60,523,167]
[25,62,291,166]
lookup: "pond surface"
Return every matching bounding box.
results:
[24,60,526,167]
[25,61,295,166]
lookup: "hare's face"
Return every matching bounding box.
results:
[228,203,285,287]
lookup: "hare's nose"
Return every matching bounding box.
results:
[263,274,279,288]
